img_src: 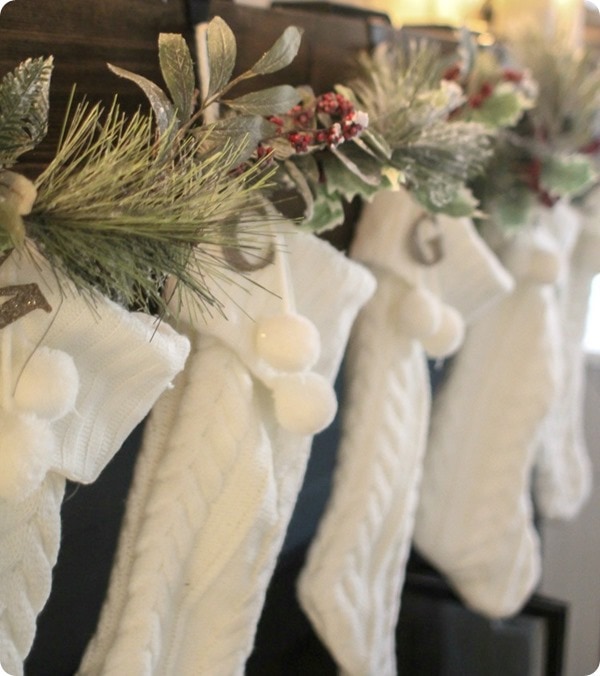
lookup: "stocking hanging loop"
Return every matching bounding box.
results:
[407,212,445,266]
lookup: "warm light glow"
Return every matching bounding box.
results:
[382,0,482,26]
[363,0,585,46]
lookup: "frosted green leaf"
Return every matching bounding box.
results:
[416,185,479,217]
[225,85,300,116]
[249,26,302,76]
[108,63,176,136]
[330,145,381,188]
[471,90,523,128]
[493,187,533,229]
[321,148,382,201]
[299,184,344,233]
[0,56,53,166]
[541,154,596,197]
[360,127,392,160]
[206,17,236,98]
[158,33,195,123]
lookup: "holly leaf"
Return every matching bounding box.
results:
[416,185,479,217]
[225,85,300,116]
[249,26,303,76]
[0,56,53,166]
[108,63,176,136]
[470,90,523,128]
[320,150,382,202]
[206,17,237,98]
[360,127,392,160]
[493,186,533,229]
[541,153,597,197]
[299,183,345,232]
[158,33,195,123]
[329,143,382,189]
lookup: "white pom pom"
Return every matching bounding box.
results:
[421,304,465,359]
[14,347,79,421]
[397,286,443,341]
[256,313,321,372]
[0,410,55,502]
[272,372,337,435]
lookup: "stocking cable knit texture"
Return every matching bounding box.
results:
[0,253,190,676]
[298,189,513,675]
[414,278,562,618]
[0,473,65,676]
[80,231,375,676]
[535,202,600,519]
[299,270,430,676]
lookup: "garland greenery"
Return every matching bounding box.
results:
[0,25,303,317]
[2,16,599,323]
[464,34,600,228]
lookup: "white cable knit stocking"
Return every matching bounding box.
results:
[413,215,563,618]
[0,252,190,676]
[79,228,375,676]
[535,198,600,519]
[297,188,513,676]
[0,473,65,676]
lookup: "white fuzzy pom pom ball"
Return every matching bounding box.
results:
[14,347,79,421]
[272,372,337,435]
[0,410,55,502]
[256,313,321,372]
[421,304,465,359]
[397,286,443,341]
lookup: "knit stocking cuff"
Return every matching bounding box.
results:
[2,250,190,486]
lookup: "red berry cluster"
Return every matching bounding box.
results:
[256,144,273,160]
[269,92,365,154]
[468,81,494,109]
[315,92,355,118]
[443,64,462,82]
[287,131,313,153]
[290,104,314,127]
[502,68,524,83]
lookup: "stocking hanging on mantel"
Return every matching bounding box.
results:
[0,251,190,676]
[535,196,600,520]
[413,207,564,619]
[297,187,513,676]
[79,226,375,676]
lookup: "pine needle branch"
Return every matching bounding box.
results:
[27,100,276,315]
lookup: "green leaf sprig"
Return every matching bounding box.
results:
[0,24,298,317]
[470,35,600,228]
[108,19,303,163]
[343,39,494,217]
[0,56,53,168]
